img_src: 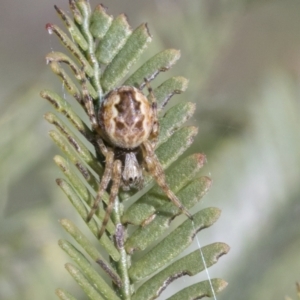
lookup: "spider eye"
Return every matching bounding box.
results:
[128,176,138,183]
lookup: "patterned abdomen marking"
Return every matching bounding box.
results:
[100,86,153,149]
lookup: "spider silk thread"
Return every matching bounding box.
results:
[191,220,217,300]
[61,82,67,102]
[47,32,54,54]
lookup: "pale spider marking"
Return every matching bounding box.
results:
[80,74,192,239]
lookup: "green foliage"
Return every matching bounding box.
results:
[41,1,229,299]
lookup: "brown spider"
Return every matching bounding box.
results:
[81,77,192,238]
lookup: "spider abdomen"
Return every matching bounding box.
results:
[100,86,154,149]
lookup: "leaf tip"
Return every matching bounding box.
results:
[195,153,207,168]
[56,178,63,186]
[45,23,54,34]
[143,22,152,40]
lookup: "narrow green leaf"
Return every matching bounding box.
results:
[59,239,121,300]
[56,179,120,261]
[122,153,206,225]
[121,203,156,228]
[45,52,98,99]
[65,263,104,300]
[50,138,100,190]
[167,279,228,300]
[125,177,212,253]
[59,219,120,287]
[154,76,189,109]
[132,243,230,300]
[49,130,99,191]
[46,24,94,77]
[40,90,93,139]
[157,176,212,216]
[54,155,93,205]
[69,0,83,25]
[45,113,102,174]
[125,49,181,88]
[90,4,113,39]
[76,0,103,100]
[55,288,77,300]
[49,61,81,101]
[157,102,196,148]
[55,5,88,51]
[129,207,221,281]
[55,156,115,233]
[149,153,206,207]
[96,14,131,64]
[155,126,198,170]
[46,52,80,78]
[76,0,92,17]
[101,23,152,92]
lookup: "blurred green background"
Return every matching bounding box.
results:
[1,0,300,299]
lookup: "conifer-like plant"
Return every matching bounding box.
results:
[41,1,229,299]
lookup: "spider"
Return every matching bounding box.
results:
[81,76,192,238]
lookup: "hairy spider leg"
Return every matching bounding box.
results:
[87,140,114,222]
[98,160,122,238]
[142,140,193,220]
[79,71,116,234]
[80,71,103,136]
[145,79,159,146]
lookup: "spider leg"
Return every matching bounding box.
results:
[87,139,114,222]
[80,71,102,136]
[142,140,193,220]
[98,159,122,239]
[145,78,159,147]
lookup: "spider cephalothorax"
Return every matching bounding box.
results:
[82,79,192,238]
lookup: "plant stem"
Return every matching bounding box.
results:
[112,197,131,300]
[78,0,103,102]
